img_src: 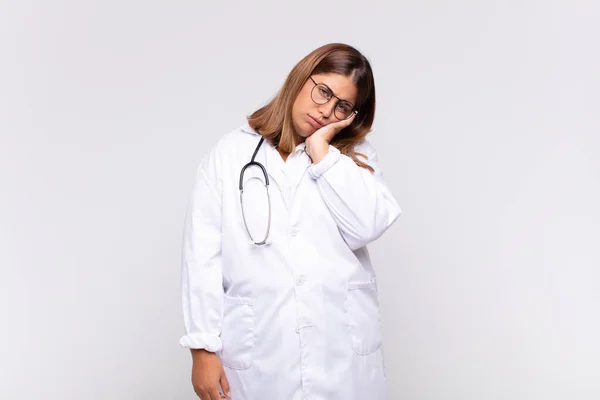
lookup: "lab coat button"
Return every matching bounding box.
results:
[296,275,305,286]
[290,227,299,236]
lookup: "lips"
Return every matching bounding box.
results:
[308,115,323,128]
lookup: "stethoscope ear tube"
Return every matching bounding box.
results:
[239,161,270,190]
[239,136,272,246]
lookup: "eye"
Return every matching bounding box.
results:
[337,102,351,113]
[317,85,330,98]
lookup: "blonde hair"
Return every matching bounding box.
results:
[247,43,376,172]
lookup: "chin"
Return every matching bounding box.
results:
[292,118,317,139]
[304,121,320,136]
[293,125,312,139]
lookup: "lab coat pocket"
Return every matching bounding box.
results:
[347,280,383,355]
[218,294,255,370]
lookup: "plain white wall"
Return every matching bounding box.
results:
[1,0,598,399]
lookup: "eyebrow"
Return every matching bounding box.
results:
[315,79,355,107]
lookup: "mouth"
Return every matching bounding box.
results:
[307,115,324,128]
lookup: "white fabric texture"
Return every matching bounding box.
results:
[180,123,401,399]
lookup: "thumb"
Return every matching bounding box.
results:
[220,369,231,398]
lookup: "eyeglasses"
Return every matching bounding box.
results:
[309,76,356,120]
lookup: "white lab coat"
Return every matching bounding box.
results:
[180,122,401,400]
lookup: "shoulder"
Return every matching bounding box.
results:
[212,123,257,148]
[194,123,260,185]
[202,122,262,163]
[353,137,378,162]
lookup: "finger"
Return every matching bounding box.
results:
[343,110,358,126]
[196,387,214,400]
[220,371,231,398]
[196,389,209,400]
[210,386,223,400]
[334,111,357,130]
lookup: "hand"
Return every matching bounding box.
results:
[305,111,357,164]
[191,349,230,399]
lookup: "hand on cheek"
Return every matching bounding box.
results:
[305,111,357,164]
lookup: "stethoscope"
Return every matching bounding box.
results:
[239,137,271,245]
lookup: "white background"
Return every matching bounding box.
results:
[1,0,599,399]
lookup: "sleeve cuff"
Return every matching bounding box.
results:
[179,332,222,352]
[308,145,341,179]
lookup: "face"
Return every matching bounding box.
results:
[291,73,358,140]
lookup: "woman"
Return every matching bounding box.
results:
[180,43,401,400]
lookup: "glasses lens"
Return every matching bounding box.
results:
[311,84,331,105]
[334,101,355,120]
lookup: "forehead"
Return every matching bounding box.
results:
[311,73,357,103]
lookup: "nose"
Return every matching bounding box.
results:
[318,100,337,119]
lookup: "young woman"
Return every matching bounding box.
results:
[180,43,401,400]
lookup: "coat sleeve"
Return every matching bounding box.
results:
[307,139,401,251]
[179,150,224,352]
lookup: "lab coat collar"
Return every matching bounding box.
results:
[240,121,307,153]
[239,122,286,196]
[240,121,259,136]
[239,122,310,210]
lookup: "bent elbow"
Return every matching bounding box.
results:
[342,204,401,250]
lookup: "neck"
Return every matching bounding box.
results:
[277,146,290,162]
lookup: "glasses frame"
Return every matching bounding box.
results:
[308,76,356,120]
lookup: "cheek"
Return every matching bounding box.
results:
[293,95,309,114]
[295,85,316,112]
[292,98,310,125]
[291,98,300,116]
